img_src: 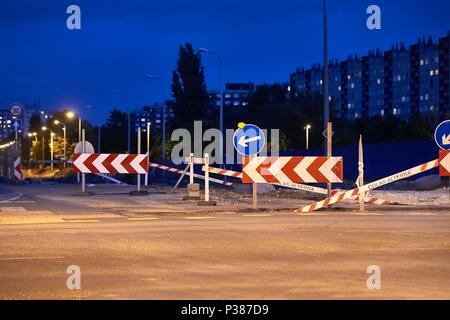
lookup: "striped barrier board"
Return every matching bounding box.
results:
[439,150,450,176]
[14,156,22,180]
[149,162,233,186]
[72,153,148,174]
[243,156,343,184]
[296,159,439,213]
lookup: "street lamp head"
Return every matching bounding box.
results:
[66,111,75,119]
[28,133,32,137]
[306,124,311,129]
[54,120,60,125]
[41,126,47,131]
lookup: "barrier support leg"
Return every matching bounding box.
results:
[198,153,216,206]
[130,127,149,196]
[184,153,201,200]
[73,129,95,196]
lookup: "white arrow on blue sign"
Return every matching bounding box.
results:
[233,123,266,156]
[435,120,450,150]
[12,119,22,132]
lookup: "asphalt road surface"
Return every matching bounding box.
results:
[1,183,450,299]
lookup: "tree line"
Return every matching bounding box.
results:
[23,42,446,162]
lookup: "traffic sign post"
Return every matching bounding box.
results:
[233,123,266,209]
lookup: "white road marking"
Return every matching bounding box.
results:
[0,193,24,203]
[243,214,273,217]
[184,217,215,220]
[0,256,64,261]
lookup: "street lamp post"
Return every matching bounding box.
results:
[198,48,224,166]
[114,91,131,154]
[41,126,48,169]
[50,132,54,172]
[145,122,151,187]
[323,0,332,197]
[145,75,167,160]
[54,120,67,166]
[66,111,81,143]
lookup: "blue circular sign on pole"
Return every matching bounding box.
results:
[233,123,265,156]
[435,120,450,150]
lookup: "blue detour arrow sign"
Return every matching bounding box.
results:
[233,122,266,156]
[435,120,450,150]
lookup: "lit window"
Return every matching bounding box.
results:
[141,118,146,122]
[338,85,341,91]
[319,79,323,85]
[420,60,424,66]
[381,110,385,116]
[351,83,355,89]
[430,70,434,76]
[348,75,351,80]
[155,119,161,123]
[435,69,439,75]
[377,79,381,85]
[425,94,429,100]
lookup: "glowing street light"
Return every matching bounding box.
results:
[304,124,311,150]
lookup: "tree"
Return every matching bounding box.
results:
[171,42,209,128]
[101,109,128,153]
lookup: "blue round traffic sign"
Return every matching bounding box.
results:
[233,123,265,156]
[435,120,450,150]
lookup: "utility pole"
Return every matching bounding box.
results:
[323,0,331,197]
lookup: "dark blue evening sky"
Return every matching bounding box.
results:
[1,0,449,124]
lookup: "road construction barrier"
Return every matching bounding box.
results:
[14,156,22,181]
[203,165,390,204]
[439,150,450,176]
[242,156,343,184]
[296,158,439,213]
[149,161,233,187]
[0,141,20,183]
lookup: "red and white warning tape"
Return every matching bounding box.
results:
[296,159,439,213]
[149,162,233,186]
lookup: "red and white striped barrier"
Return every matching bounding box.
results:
[72,153,148,174]
[296,159,439,213]
[149,162,233,186]
[14,156,22,181]
[439,150,450,176]
[243,156,343,184]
